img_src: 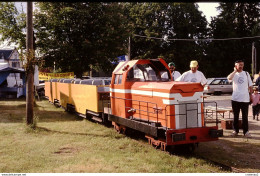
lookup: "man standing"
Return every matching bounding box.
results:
[161,62,181,81]
[227,60,253,137]
[176,60,207,86]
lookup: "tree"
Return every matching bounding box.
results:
[0,2,26,50]
[124,3,209,74]
[34,2,130,77]
[206,3,260,77]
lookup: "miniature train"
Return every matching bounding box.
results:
[45,58,223,151]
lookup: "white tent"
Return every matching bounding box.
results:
[0,62,8,70]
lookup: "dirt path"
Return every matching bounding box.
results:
[198,94,260,173]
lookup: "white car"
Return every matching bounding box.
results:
[204,78,232,95]
[36,80,45,96]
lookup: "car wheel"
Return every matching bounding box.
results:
[214,91,222,95]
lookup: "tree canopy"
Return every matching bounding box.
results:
[0,2,26,49]
[206,3,260,76]
[34,2,130,76]
[0,2,259,78]
[125,3,209,74]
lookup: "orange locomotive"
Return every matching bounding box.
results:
[109,58,222,150]
[45,58,223,151]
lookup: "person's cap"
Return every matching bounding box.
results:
[190,60,198,67]
[168,62,175,67]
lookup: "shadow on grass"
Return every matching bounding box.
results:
[0,102,83,123]
[0,97,26,101]
[34,126,125,140]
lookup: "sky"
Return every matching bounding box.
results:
[1,2,220,49]
[197,2,220,22]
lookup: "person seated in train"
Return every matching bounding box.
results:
[175,60,207,86]
[161,62,181,81]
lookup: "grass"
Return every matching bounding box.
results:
[0,98,249,173]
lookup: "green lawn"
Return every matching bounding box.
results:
[0,98,227,173]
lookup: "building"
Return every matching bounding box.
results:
[0,48,23,68]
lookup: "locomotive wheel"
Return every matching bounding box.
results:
[86,113,92,119]
[160,142,167,151]
[188,143,196,153]
[102,113,110,126]
[66,104,71,113]
[66,104,75,113]
[112,122,126,134]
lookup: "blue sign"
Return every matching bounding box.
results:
[112,55,127,65]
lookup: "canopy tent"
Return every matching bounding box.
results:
[0,62,8,70]
[0,66,25,85]
[0,65,26,98]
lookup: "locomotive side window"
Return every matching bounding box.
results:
[114,74,122,84]
[114,74,119,84]
[118,75,122,84]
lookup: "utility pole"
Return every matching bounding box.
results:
[252,42,255,76]
[254,44,257,74]
[127,36,131,61]
[26,2,34,125]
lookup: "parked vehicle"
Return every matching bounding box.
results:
[204,77,232,95]
[36,80,45,97]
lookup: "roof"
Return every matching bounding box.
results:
[113,60,139,74]
[0,49,13,60]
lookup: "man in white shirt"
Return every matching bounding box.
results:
[175,60,207,86]
[161,62,181,81]
[227,60,253,138]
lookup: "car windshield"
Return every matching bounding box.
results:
[211,79,222,85]
[206,78,214,85]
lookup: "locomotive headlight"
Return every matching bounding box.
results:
[172,133,186,142]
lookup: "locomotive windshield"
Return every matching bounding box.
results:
[127,63,170,82]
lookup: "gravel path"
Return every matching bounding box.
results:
[204,94,260,131]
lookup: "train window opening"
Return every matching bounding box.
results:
[142,64,157,81]
[134,65,145,81]
[114,74,119,84]
[127,64,161,82]
[104,80,111,85]
[93,80,103,85]
[160,70,171,81]
[118,75,123,84]
[80,79,93,85]
[127,68,134,80]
